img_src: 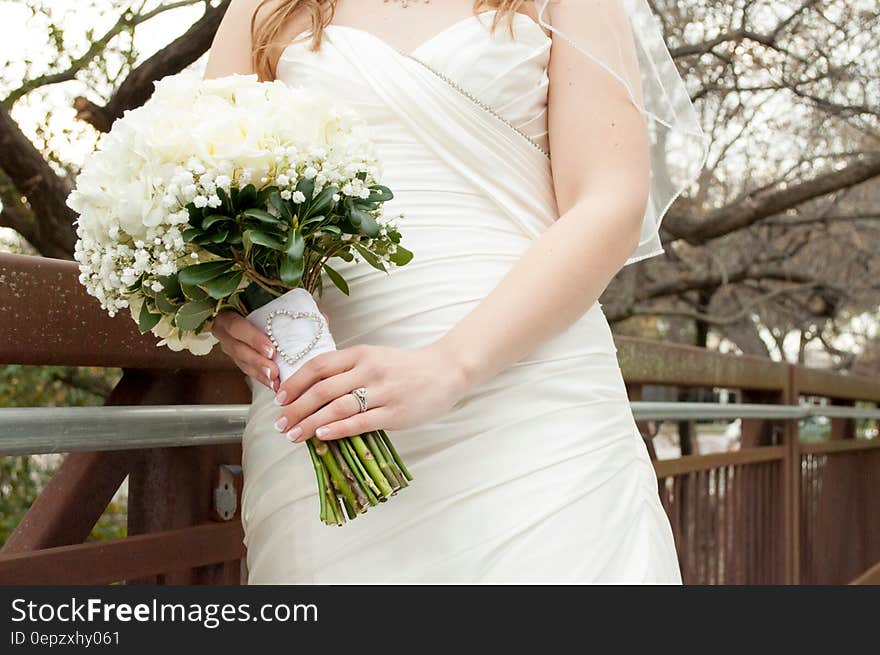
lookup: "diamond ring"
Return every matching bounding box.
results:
[350,387,368,413]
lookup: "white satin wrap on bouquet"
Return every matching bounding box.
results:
[245,288,336,383]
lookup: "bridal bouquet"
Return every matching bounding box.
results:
[68,72,413,526]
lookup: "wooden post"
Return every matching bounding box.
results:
[124,369,248,584]
[783,364,800,584]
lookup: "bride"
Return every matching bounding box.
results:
[204,0,703,583]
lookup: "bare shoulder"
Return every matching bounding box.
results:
[258,1,315,77]
[206,0,311,78]
[517,0,551,37]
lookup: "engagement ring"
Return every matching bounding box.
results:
[350,387,368,413]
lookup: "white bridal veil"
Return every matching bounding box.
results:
[535,0,710,264]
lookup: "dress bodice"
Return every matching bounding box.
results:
[272,11,558,351]
[276,10,552,153]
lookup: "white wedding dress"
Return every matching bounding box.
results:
[241,10,681,584]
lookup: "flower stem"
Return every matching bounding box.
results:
[330,440,369,512]
[306,439,327,523]
[350,434,394,498]
[373,431,407,488]
[322,458,347,526]
[315,440,360,513]
[342,438,380,500]
[342,495,357,521]
[379,429,413,481]
[366,431,401,492]
[337,438,378,507]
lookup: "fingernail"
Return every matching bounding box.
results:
[274,389,288,406]
[264,367,272,385]
[264,345,275,358]
[286,426,303,442]
[274,416,288,432]
[315,426,330,439]
[271,379,280,392]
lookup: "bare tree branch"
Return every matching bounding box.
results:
[3,0,205,107]
[665,153,880,243]
[74,0,229,133]
[0,105,76,259]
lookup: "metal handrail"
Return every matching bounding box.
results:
[0,405,245,456]
[0,402,877,456]
[631,402,880,421]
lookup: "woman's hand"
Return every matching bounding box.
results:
[211,311,280,390]
[272,342,471,443]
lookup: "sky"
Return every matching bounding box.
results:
[1,0,209,164]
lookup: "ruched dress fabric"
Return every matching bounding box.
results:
[241,11,681,584]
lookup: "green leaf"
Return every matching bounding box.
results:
[268,191,293,222]
[296,176,315,197]
[302,215,327,228]
[308,186,337,217]
[137,300,161,334]
[199,243,232,258]
[191,233,219,245]
[284,228,305,260]
[209,229,230,243]
[255,184,276,207]
[353,200,379,212]
[388,245,414,267]
[178,260,234,285]
[240,283,276,313]
[238,184,258,208]
[154,292,181,314]
[367,185,394,203]
[242,208,284,226]
[175,300,216,332]
[353,243,386,272]
[186,203,203,227]
[181,283,208,302]
[182,228,203,243]
[156,274,181,300]
[204,270,243,299]
[244,230,284,251]
[280,255,304,287]
[296,178,315,216]
[323,264,349,296]
[217,187,234,214]
[202,214,232,230]
[350,208,380,238]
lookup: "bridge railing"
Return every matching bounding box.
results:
[1,253,878,585]
[620,340,880,585]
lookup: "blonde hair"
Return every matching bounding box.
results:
[250,0,529,80]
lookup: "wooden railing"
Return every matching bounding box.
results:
[621,341,880,585]
[0,253,249,584]
[1,252,878,585]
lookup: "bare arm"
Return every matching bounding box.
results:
[273,2,651,442]
[204,0,259,78]
[434,2,650,389]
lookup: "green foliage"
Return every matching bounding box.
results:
[137,180,410,322]
[0,456,54,545]
[0,365,126,547]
